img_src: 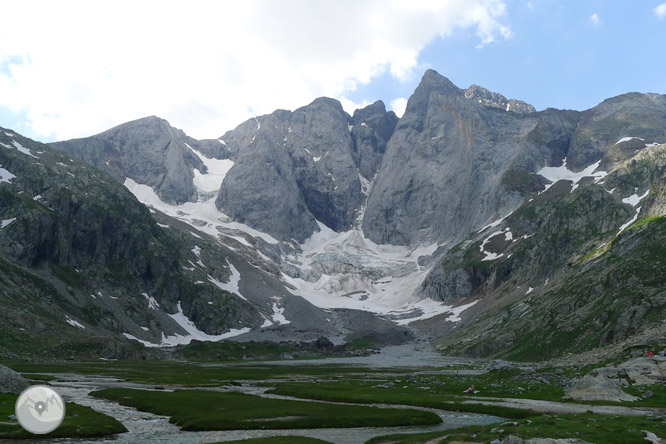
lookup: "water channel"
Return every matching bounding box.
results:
[7,345,501,444]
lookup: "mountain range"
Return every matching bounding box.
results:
[2,69,666,361]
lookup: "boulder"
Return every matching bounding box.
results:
[0,365,29,394]
[617,357,666,385]
[488,359,515,371]
[564,366,639,402]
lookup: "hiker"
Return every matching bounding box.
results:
[464,383,475,394]
[454,370,458,379]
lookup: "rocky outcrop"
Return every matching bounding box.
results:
[465,84,536,114]
[52,116,208,204]
[564,366,639,402]
[216,110,318,243]
[350,101,398,180]
[0,128,264,360]
[568,92,666,169]
[565,357,666,402]
[216,98,370,241]
[362,70,551,245]
[0,365,29,394]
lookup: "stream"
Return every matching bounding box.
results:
[6,373,500,444]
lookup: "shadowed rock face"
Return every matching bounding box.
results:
[567,92,666,169]
[361,70,549,246]
[361,70,666,246]
[216,98,397,242]
[464,84,536,114]
[52,70,666,252]
[351,101,398,180]
[52,116,207,204]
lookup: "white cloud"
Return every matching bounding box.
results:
[527,2,534,10]
[589,13,602,27]
[390,98,408,118]
[0,0,512,141]
[655,3,666,19]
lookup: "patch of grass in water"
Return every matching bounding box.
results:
[22,373,57,382]
[0,392,126,439]
[7,361,386,386]
[268,371,548,419]
[366,413,666,444]
[208,437,332,444]
[91,388,441,431]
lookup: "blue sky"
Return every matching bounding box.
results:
[1,1,665,142]
[348,1,666,114]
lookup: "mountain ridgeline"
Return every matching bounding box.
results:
[6,69,666,360]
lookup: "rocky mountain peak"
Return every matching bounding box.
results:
[413,69,461,99]
[52,116,207,205]
[464,84,536,114]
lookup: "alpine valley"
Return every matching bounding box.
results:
[3,69,666,362]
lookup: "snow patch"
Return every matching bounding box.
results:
[185,143,235,193]
[526,287,534,295]
[143,292,160,310]
[191,245,206,267]
[124,178,279,245]
[283,223,442,324]
[392,299,478,325]
[445,300,479,323]
[622,189,650,207]
[644,431,661,444]
[0,165,16,183]
[163,301,251,346]
[1,218,16,229]
[122,333,158,347]
[207,262,247,301]
[537,158,607,192]
[11,140,38,158]
[65,316,85,329]
[616,136,644,144]
[479,229,509,261]
[271,303,290,325]
[478,210,515,233]
[618,206,641,235]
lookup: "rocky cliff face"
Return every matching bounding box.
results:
[52,116,209,204]
[362,70,547,245]
[362,70,666,247]
[464,84,536,114]
[419,142,666,360]
[0,128,266,359]
[216,98,396,242]
[17,68,666,361]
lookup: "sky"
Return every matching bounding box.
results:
[1,1,666,143]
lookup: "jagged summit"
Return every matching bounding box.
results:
[25,69,666,361]
[464,84,536,113]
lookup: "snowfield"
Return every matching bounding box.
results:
[123,146,477,329]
